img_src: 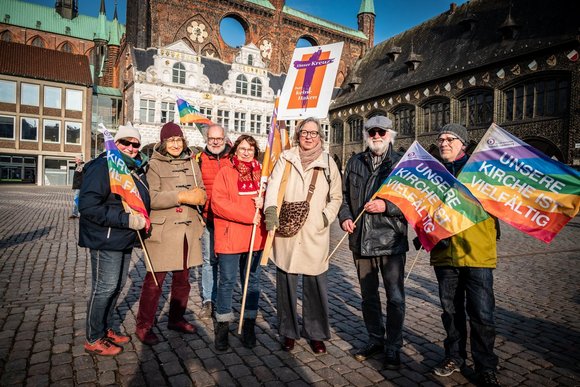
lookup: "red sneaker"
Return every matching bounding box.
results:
[106,329,131,345]
[84,338,122,356]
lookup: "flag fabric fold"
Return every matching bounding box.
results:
[261,96,290,184]
[458,123,580,243]
[176,97,213,126]
[374,141,489,251]
[99,125,151,231]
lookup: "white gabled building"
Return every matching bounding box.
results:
[123,40,289,151]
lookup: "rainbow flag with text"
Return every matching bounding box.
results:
[374,142,489,251]
[99,125,150,231]
[458,123,580,243]
[176,97,213,125]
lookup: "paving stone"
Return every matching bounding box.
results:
[0,187,579,387]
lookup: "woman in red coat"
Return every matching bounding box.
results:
[211,134,266,351]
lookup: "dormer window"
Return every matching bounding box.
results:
[3,14,10,23]
[36,20,41,29]
[386,46,402,62]
[404,52,423,72]
[499,9,520,40]
[348,76,361,91]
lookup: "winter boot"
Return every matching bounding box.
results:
[215,321,229,351]
[241,319,256,349]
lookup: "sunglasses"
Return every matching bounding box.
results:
[117,139,141,148]
[368,128,387,137]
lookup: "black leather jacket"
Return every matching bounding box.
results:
[338,146,409,257]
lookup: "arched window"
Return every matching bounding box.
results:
[31,36,44,48]
[250,78,262,97]
[367,110,387,119]
[1,31,12,42]
[331,120,344,144]
[60,42,72,53]
[458,89,493,127]
[348,115,363,142]
[392,105,415,136]
[504,75,570,122]
[248,54,253,66]
[172,63,186,84]
[236,74,248,95]
[422,98,450,132]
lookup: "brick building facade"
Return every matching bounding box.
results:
[329,0,580,168]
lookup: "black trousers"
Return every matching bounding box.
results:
[276,268,330,341]
[354,253,406,352]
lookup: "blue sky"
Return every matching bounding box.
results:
[24,0,466,45]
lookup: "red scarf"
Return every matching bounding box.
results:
[232,156,261,195]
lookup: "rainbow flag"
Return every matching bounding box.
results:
[374,141,489,251]
[176,97,213,125]
[261,96,291,184]
[458,123,580,243]
[99,124,150,231]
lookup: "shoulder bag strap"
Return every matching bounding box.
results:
[305,168,320,203]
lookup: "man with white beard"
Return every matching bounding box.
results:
[338,116,409,370]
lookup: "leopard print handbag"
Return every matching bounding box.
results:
[276,168,320,238]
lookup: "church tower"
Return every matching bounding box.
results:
[55,0,78,20]
[93,0,108,86]
[357,0,375,49]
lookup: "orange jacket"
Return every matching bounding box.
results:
[211,160,266,254]
[198,146,230,221]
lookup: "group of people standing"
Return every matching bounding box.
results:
[76,116,500,387]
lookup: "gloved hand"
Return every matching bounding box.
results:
[128,214,146,230]
[178,188,207,205]
[264,206,279,231]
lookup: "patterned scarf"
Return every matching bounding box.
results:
[232,156,261,195]
[298,141,323,170]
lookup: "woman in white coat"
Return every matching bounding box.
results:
[264,117,342,355]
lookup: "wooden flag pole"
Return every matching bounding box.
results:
[325,209,366,263]
[238,186,264,334]
[404,249,422,284]
[127,206,159,287]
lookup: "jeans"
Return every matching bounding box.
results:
[72,189,80,217]
[201,222,218,305]
[215,251,262,322]
[354,253,406,352]
[434,266,498,372]
[86,249,132,343]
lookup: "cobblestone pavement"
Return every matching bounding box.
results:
[0,185,579,386]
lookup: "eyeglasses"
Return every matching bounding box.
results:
[208,137,225,144]
[237,147,255,154]
[165,137,183,145]
[368,128,387,137]
[299,130,320,138]
[436,137,459,145]
[117,139,141,148]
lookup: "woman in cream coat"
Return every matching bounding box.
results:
[264,118,342,355]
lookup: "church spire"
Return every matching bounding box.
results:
[94,0,108,43]
[357,0,375,48]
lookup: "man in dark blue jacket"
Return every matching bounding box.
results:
[339,116,409,369]
[79,123,150,356]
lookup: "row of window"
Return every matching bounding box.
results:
[0,80,84,110]
[332,77,570,143]
[235,75,262,97]
[0,115,82,144]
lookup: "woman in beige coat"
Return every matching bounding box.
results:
[136,123,206,345]
[264,118,342,355]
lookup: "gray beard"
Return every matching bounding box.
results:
[368,139,388,155]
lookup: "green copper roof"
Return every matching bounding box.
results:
[358,0,375,15]
[108,17,121,46]
[0,0,125,43]
[243,0,275,10]
[95,86,122,96]
[283,6,367,40]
